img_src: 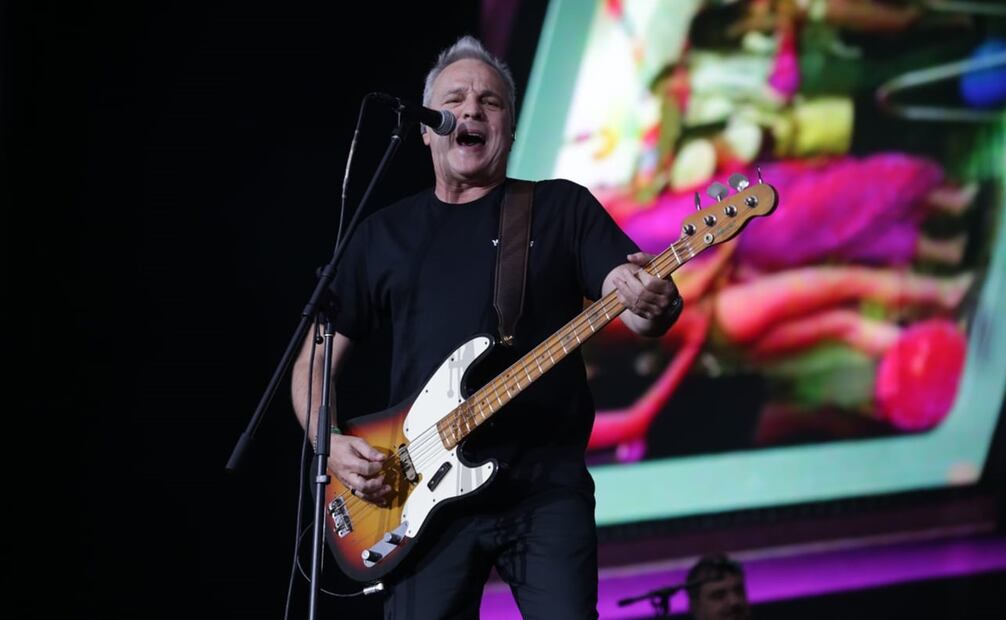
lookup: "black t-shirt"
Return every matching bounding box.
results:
[331,178,638,497]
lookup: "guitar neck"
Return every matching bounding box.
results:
[434,175,779,448]
[435,239,694,449]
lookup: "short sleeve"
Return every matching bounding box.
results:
[328,220,379,340]
[571,183,640,300]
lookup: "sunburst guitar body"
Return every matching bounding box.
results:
[324,335,497,581]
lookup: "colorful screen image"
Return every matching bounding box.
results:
[509,0,1006,526]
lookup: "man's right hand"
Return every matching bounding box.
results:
[328,434,390,504]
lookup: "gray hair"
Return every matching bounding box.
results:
[421,35,516,133]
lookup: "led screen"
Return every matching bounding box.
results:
[509,0,1006,526]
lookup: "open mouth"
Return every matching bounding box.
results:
[456,128,486,147]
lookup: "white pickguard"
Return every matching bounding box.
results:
[400,336,496,539]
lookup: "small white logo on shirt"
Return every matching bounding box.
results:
[491,239,534,248]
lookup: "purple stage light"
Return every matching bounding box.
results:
[479,534,1006,619]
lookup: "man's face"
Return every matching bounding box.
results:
[691,574,750,620]
[423,58,513,191]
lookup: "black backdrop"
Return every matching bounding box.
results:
[6,1,549,617]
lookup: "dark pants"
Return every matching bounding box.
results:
[383,488,598,620]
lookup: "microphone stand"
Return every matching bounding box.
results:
[226,113,415,620]
[617,585,681,618]
[618,578,710,618]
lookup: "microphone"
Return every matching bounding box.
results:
[372,92,456,136]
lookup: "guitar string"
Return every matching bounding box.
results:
[398,233,696,471]
[368,191,762,478]
[358,189,765,485]
[328,289,632,530]
[342,228,703,511]
[404,292,626,470]
[395,240,681,467]
[333,185,772,526]
[332,289,633,532]
[335,220,734,536]
[326,194,771,549]
[341,198,762,537]
[332,232,705,527]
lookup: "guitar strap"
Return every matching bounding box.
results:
[494,179,535,346]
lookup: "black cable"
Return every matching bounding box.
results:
[336,94,376,252]
[283,92,381,616]
[294,524,385,599]
[285,319,323,620]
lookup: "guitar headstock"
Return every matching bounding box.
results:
[678,172,778,250]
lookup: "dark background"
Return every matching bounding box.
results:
[6,1,548,617]
[7,2,1005,619]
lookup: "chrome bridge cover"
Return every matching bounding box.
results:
[327,496,353,537]
[398,443,418,483]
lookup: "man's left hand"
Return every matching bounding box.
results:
[604,252,683,336]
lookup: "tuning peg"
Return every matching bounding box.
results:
[728,173,749,192]
[694,192,702,211]
[756,166,763,184]
[707,182,729,202]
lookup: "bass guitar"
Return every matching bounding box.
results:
[323,175,778,581]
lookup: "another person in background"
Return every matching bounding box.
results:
[686,552,751,620]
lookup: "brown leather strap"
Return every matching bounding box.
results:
[494,180,535,346]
